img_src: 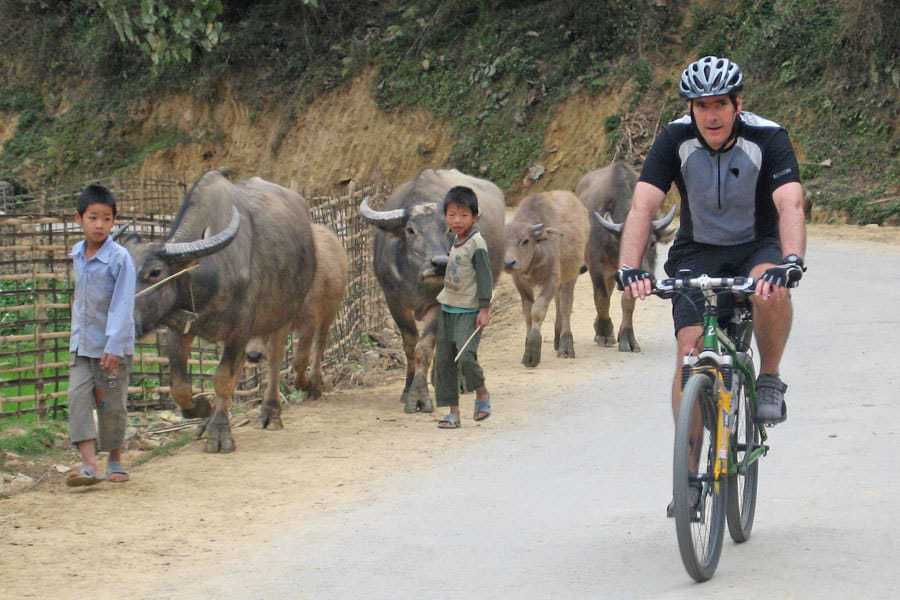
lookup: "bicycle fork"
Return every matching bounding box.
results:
[682,356,735,484]
[713,371,733,482]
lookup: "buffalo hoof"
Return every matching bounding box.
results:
[618,328,642,353]
[404,374,432,413]
[594,318,616,347]
[556,332,576,358]
[522,330,542,368]
[257,405,284,430]
[595,334,616,347]
[200,413,235,453]
[404,395,433,413]
[181,396,212,419]
[304,384,323,401]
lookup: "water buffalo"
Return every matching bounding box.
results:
[123,170,316,452]
[576,162,675,352]
[504,190,589,367]
[359,169,505,413]
[245,223,348,400]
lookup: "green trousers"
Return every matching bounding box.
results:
[434,310,485,408]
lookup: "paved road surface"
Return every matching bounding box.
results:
[155,236,900,599]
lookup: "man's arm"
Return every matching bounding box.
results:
[619,182,667,299]
[756,181,807,299]
[772,181,806,258]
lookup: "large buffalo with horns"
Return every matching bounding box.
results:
[360,169,505,413]
[576,162,675,352]
[122,170,316,452]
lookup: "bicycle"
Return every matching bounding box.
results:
[652,273,770,582]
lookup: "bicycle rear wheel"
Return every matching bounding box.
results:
[674,373,727,582]
[727,363,759,542]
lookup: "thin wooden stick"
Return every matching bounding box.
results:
[145,418,205,435]
[135,263,200,298]
[454,325,483,363]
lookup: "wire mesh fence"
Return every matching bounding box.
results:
[0,177,390,419]
[0,177,188,218]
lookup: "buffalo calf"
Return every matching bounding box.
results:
[504,191,589,368]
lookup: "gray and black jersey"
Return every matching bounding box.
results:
[639,112,801,246]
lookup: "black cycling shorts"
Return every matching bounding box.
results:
[663,238,782,334]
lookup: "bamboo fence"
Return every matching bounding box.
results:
[0,178,389,419]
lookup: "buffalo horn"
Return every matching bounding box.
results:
[111,223,131,240]
[652,205,677,233]
[530,223,545,238]
[595,211,624,235]
[359,196,407,230]
[161,205,240,261]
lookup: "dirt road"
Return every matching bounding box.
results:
[1,225,897,599]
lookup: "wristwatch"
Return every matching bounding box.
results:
[783,254,805,268]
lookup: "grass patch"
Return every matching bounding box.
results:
[0,421,67,456]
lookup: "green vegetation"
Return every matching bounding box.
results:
[97,0,227,69]
[372,1,680,186]
[0,420,67,455]
[0,0,896,221]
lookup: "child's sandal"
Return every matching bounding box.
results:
[66,465,103,487]
[473,397,491,421]
[105,461,130,483]
[437,413,461,429]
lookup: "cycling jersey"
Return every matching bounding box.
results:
[639,112,800,246]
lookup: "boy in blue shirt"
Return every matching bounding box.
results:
[66,185,136,487]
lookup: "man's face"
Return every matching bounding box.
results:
[75,203,115,245]
[691,94,742,150]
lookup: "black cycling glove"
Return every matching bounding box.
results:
[761,255,806,288]
[615,265,652,291]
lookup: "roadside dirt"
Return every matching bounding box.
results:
[1,224,897,599]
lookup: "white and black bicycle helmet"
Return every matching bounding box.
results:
[679,56,743,99]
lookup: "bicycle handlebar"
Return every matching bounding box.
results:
[652,275,757,298]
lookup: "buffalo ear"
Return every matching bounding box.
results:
[656,227,676,244]
[118,232,144,247]
[537,227,563,241]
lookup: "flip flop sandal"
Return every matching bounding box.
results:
[473,397,491,421]
[106,461,130,483]
[66,465,103,488]
[437,412,461,429]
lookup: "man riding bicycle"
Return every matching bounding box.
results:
[615,56,807,464]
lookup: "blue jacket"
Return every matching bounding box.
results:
[69,236,136,358]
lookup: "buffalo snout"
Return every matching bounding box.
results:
[246,351,264,363]
[505,258,518,271]
[430,255,449,275]
[419,255,449,280]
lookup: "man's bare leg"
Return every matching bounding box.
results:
[673,325,704,471]
[750,262,793,375]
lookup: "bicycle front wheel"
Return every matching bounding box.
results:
[727,363,759,542]
[674,372,727,582]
